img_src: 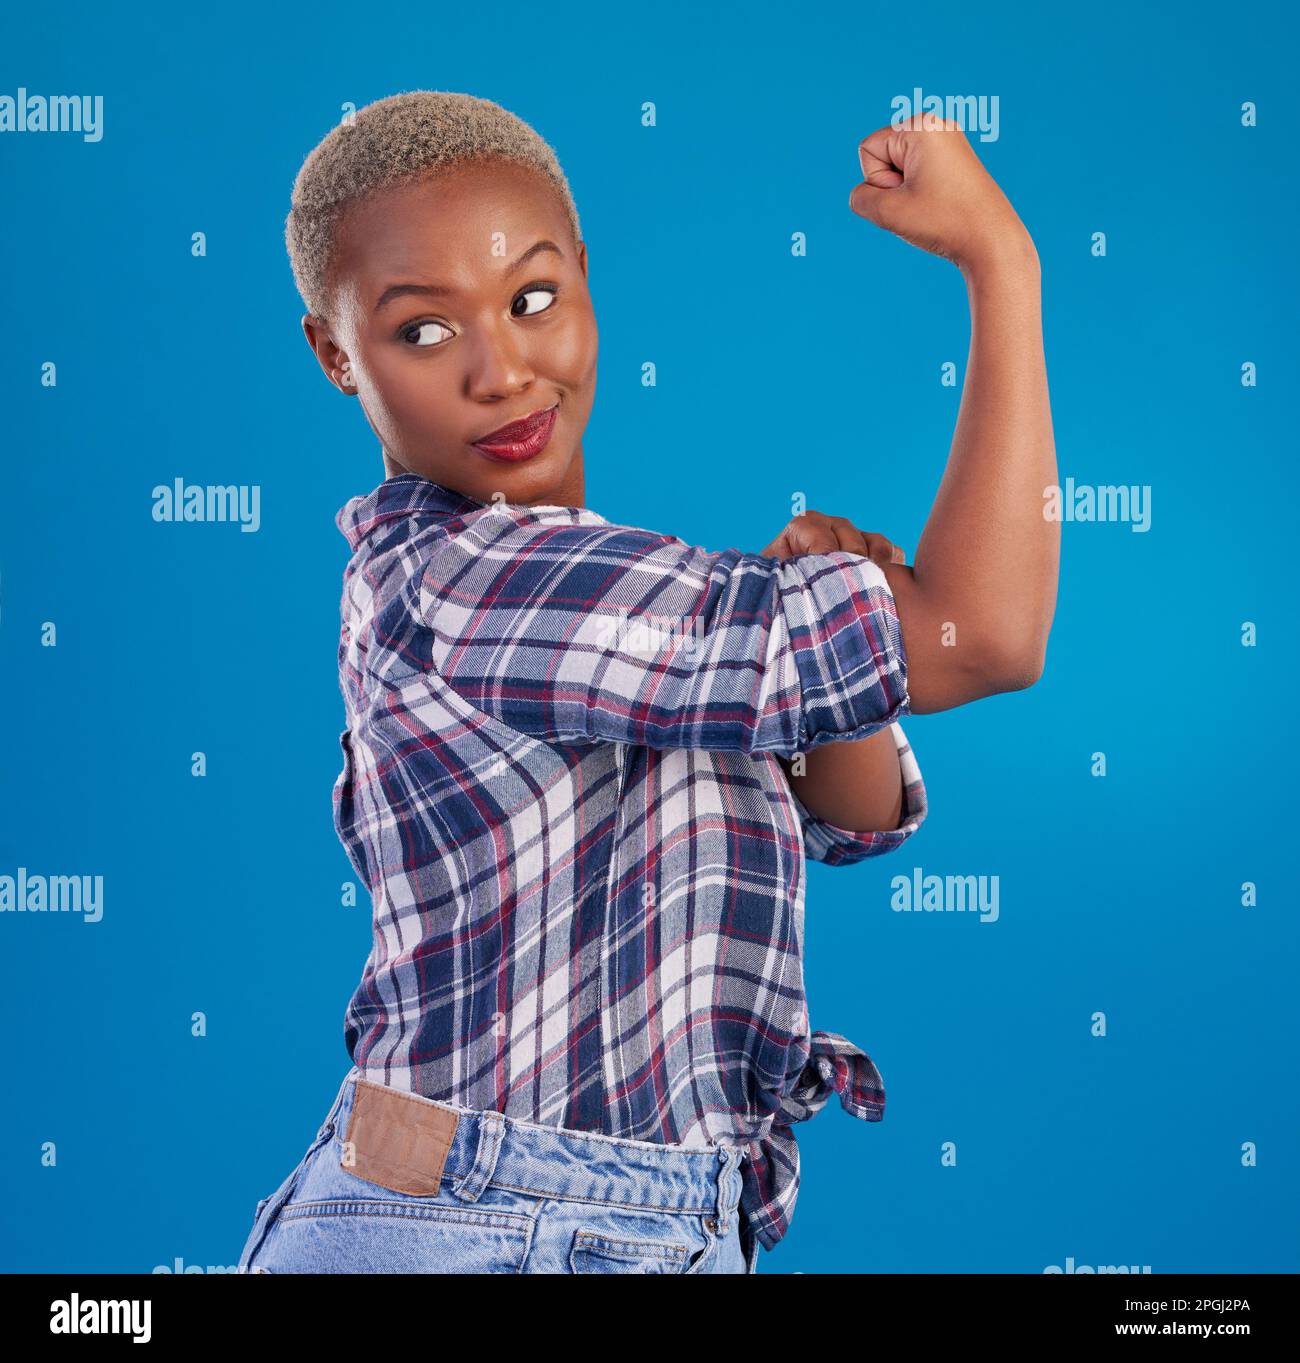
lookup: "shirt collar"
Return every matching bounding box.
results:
[336,472,608,552]
[335,474,486,552]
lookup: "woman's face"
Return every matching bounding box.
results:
[305,160,597,508]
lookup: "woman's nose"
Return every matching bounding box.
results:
[462,322,536,399]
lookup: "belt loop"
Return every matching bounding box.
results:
[320,1066,358,1139]
[713,1146,742,1236]
[450,1110,505,1203]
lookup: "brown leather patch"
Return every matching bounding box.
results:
[339,1079,459,1197]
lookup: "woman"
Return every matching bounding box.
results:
[238,90,1057,1274]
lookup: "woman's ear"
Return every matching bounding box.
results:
[301,313,355,393]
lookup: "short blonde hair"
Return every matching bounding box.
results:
[286,89,583,320]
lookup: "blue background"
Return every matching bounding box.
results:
[1,0,1295,1274]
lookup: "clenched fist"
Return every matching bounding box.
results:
[849,113,1036,274]
[760,508,905,566]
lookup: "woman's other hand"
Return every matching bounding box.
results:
[760,509,906,568]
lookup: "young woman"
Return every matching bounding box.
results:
[238,90,1057,1275]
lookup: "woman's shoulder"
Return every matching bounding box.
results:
[420,499,687,585]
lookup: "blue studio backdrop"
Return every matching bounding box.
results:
[1,0,1295,1273]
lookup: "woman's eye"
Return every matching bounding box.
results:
[402,288,555,345]
[513,287,557,317]
[402,320,453,347]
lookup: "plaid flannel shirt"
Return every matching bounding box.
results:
[332,473,927,1253]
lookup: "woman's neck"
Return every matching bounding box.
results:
[379,444,587,509]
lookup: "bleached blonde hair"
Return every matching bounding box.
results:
[285,89,583,320]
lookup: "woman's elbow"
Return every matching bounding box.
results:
[980,630,1049,694]
[899,610,1052,714]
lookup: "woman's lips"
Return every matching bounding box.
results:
[471,404,559,463]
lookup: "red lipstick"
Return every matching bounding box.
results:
[471,403,559,463]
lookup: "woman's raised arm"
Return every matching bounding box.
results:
[852,115,1059,714]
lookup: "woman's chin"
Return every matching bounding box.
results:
[469,446,580,507]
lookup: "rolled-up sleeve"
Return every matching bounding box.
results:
[785,721,928,865]
[418,503,911,756]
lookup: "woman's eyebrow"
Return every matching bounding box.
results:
[373,239,565,313]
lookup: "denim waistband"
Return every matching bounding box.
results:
[318,1066,748,1237]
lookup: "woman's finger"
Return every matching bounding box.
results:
[786,520,839,555]
[860,532,906,566]
[825,517,873,556]
[759,528,796,559]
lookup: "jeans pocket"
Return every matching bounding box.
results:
[568,1218,717,1275]
[262,1199,537,1273]
[239,1122,337,1272]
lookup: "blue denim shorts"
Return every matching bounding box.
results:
[238,1066,760,1274]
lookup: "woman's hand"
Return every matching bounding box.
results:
[849,113,1037,275]
[760,509,906,568]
